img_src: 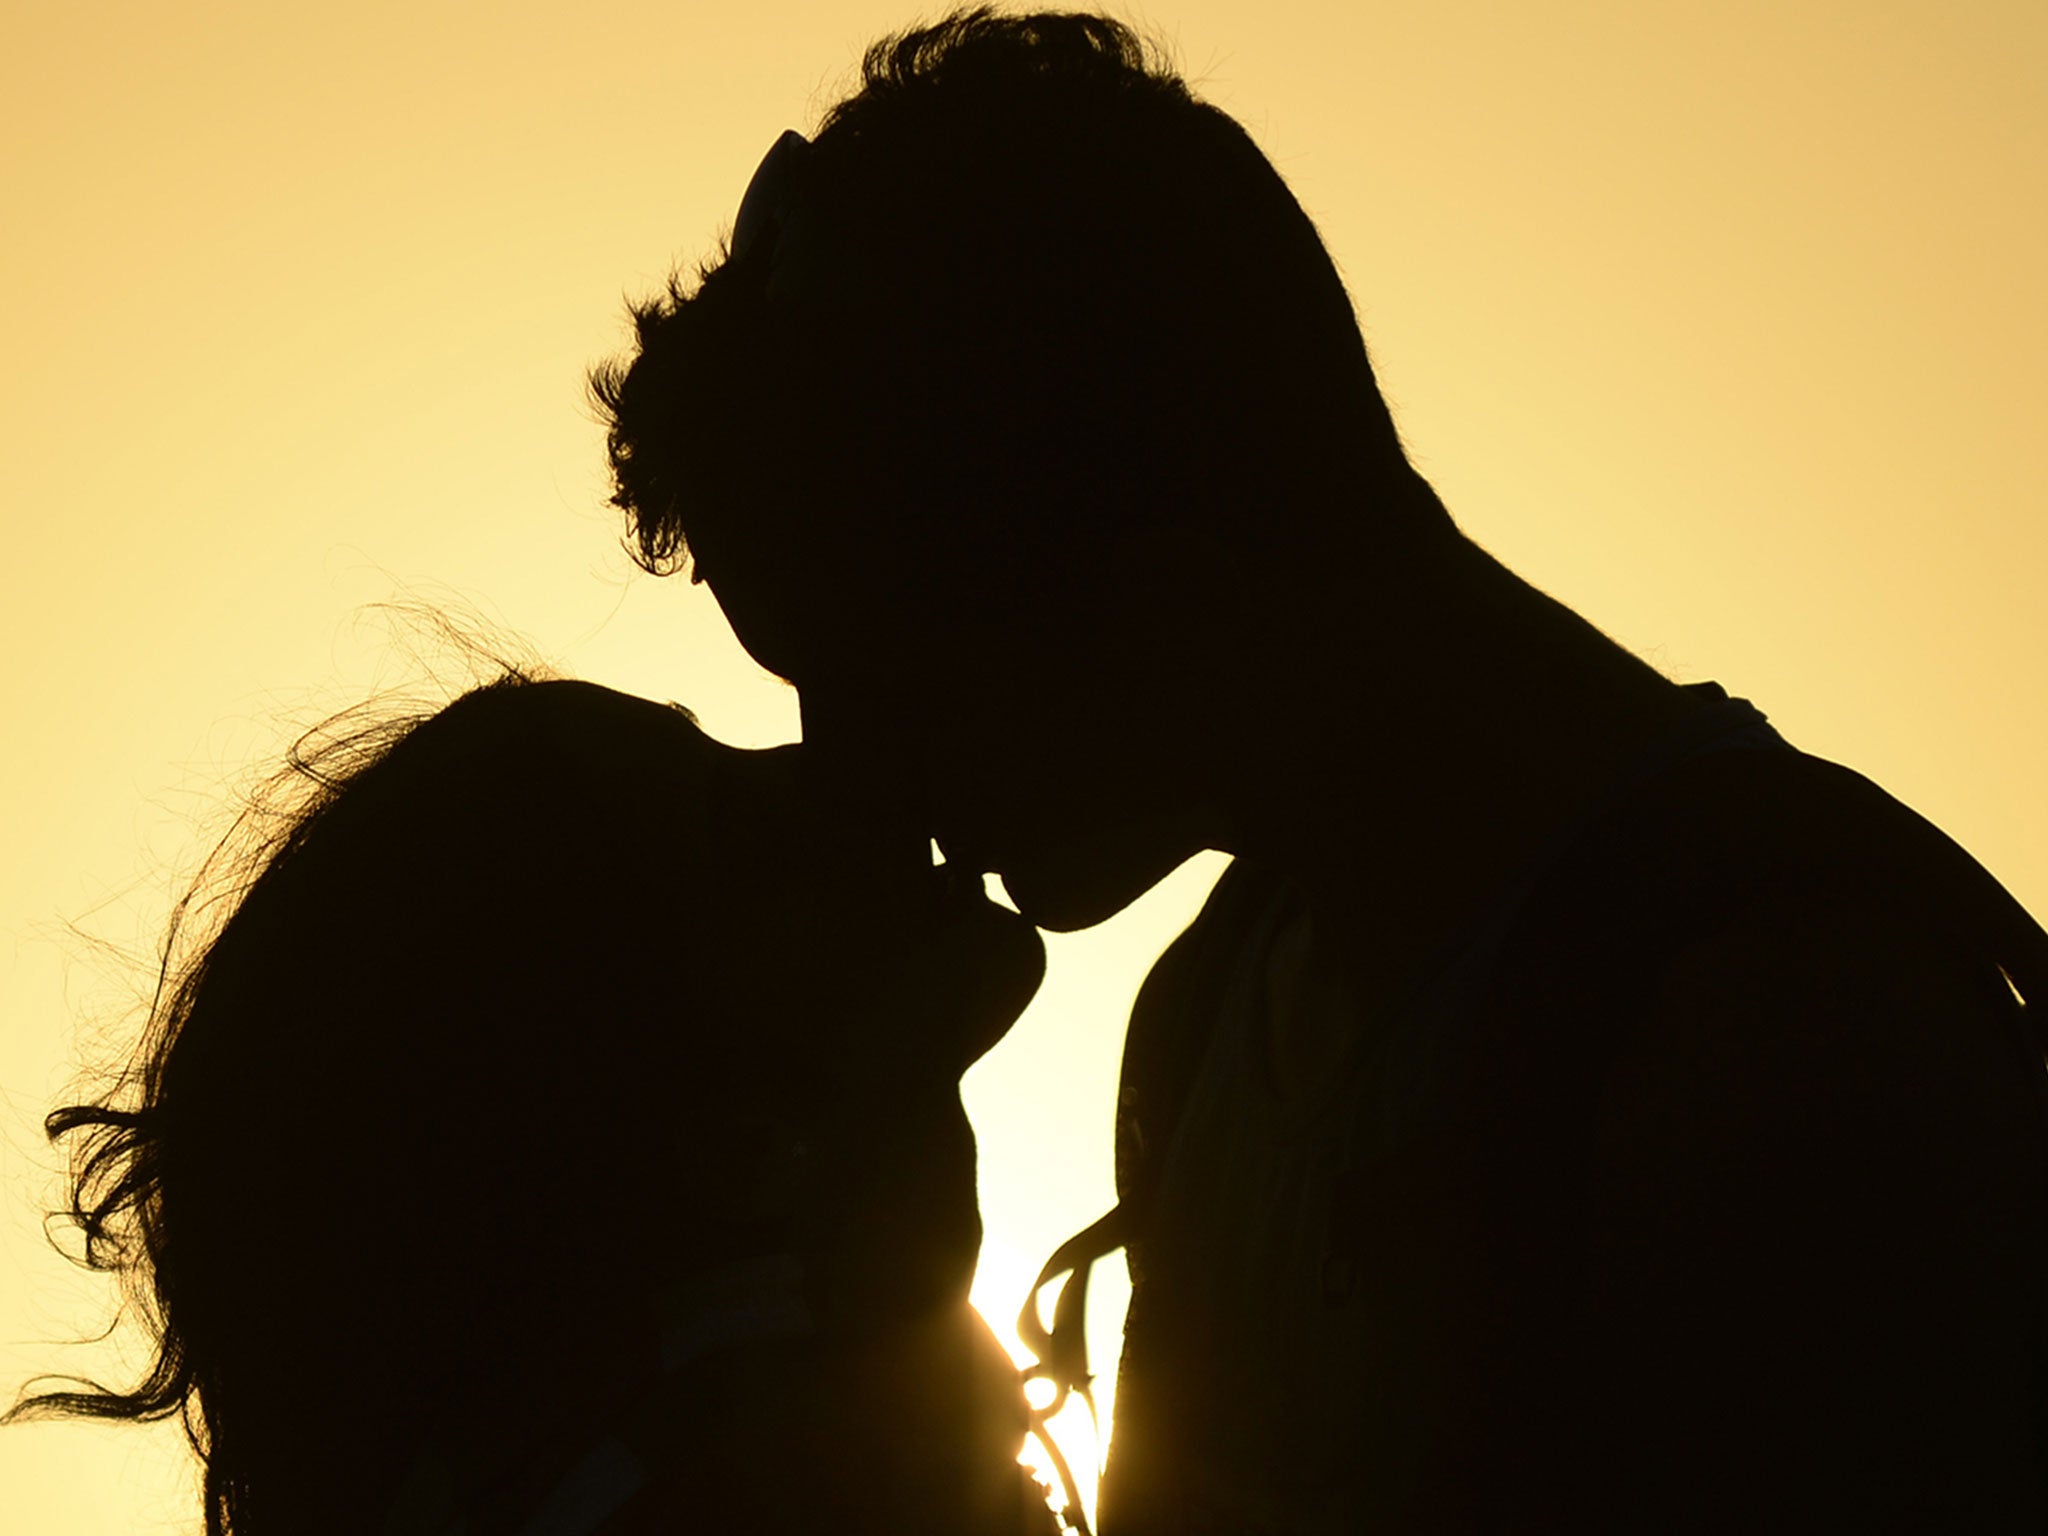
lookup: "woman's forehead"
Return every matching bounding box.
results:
[516,683,936,940]
[729,742,931,880]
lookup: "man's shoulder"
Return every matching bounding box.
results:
[1116,741,2048,1205]
[1507,746,2048,1278]
[1157,743,2024,973]
[1456,749,2048,1527]
[1519,743,2035,977]
[1492,743,2044,1096]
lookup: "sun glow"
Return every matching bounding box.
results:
[972,1239,1128,1532]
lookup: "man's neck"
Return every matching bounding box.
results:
[1217,536,1705,1010]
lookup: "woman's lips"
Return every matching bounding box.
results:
[932,823,1001,877]
[934,859,988,908]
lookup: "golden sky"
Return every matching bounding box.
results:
[2,2,2043,1529]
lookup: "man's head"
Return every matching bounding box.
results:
[595,8,1454,927]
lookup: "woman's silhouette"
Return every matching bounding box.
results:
[9,673,1058,1535]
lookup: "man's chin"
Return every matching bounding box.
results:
[993,849,1173,934]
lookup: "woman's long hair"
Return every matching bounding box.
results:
[7,673,748,1536]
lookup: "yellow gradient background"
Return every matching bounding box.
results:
[2,2,2042,1529]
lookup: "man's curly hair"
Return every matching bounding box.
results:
[591,8,1435,589]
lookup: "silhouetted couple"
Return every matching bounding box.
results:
[18,10,2048,1533]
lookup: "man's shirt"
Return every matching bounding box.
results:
[1100,688,2048,1532]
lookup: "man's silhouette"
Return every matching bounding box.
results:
[594,11,2048,1529]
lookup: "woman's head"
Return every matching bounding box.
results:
[18,675,1046,1534]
